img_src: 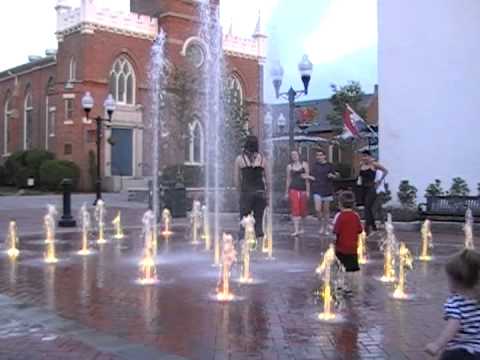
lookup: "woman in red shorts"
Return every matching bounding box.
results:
[285,150,310,236]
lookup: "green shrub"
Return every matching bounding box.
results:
[449,177,470,196]
[0,165,6,186]
[425,179,444,197]
[4,150,55,187]
[397,180,417,208]
[24,150,54,179]
[14,167,35,188]
[39,160,80,191]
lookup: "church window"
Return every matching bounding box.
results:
[110,57,136,105]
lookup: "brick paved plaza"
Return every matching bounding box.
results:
[0,195,472,359]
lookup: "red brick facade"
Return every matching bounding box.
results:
[0,0,264,190]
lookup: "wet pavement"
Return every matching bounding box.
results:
[0,209,472,360]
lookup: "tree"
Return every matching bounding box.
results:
[222,82,249,186]
[327,81,367,134]
[425,179,445,197]
[397,180,418,208]
[449,177,470,196]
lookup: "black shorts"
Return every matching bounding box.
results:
[335,251,360,272]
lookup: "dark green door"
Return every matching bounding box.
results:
[111,128,133,176]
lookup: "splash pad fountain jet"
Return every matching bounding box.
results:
[357,230,368,265]
[316,244,345,322]
[379,214,398,282]
[239,214,256,284]
[419,219,433,261]
[146,29,167,240]
[392,242,415,300]
[191,200,202,245]
[95,200,107,244]
[112,211,125,240]
[464,208,475,249]
[44,205,58,263]
[202,205,211,251]
[215,233,237,301]
[6,220,20,259]
[78,203,93,256]
[262,207,274,260]
[199,1,226,266]
[44,204,57,244]
[137,210,158,285]
[161,208,173,237]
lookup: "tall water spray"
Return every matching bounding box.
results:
[262,112,275,259]
[199,1,225,253]
[147,29,168,236]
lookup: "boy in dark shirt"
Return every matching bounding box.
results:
[333,191,363,295]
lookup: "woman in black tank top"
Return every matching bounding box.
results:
[234,136,268,240]
[358,150,388,235]
[285,150,311,236]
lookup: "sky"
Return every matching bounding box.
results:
[0,0,377,100]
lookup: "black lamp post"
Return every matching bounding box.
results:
[271,55,313,153]
[81,92,116,205]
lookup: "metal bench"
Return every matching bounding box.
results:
[418,196,480,222]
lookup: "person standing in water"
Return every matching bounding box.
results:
[234,135,269,240]
[285,149,311,236]
[310,148,339,236]
[358,150,388,235]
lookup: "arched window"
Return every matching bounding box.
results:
[227,74,244,103]
[24,91,33,150]
[186,119,204,165]
[68,58,76,82]
[4,93,12,154]
[45,77,56,147]
[109,57,136,105]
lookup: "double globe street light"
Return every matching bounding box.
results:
[81,92,116,205]
[270,55,313,152]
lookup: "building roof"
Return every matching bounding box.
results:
[268,93,375,134]
[0,56,56,80]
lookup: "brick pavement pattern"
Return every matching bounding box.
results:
[0,199,473,359]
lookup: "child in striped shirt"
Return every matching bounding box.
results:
[425,249,480,359]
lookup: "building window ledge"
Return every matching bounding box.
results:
[64,120,74,125]
[184,162,204,167]
[2,152,11,158]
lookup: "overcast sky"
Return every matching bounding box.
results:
[0,0,377,100]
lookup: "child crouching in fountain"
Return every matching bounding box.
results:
[425,249,480,359]
[332,191,363,296]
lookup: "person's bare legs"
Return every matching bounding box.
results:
[292,216,301,236]
[314,195,324,234]
[322,201,331,235]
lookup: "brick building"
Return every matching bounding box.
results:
[0,0,266,190]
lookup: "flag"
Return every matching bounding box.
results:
[340,104,374,139]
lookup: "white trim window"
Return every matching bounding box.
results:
[48,106,56,138]
[68,57,77,82]
[227,74,244,103]
[64,98,74,121]
[4,94,12,155]
[24,92,33,150]
[109,57,136,105]
[186,119,204,165]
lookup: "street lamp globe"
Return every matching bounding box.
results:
[298,54,313,94]
[270,61,284,99]
[81,91,94,116]
[103,94,116,119]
